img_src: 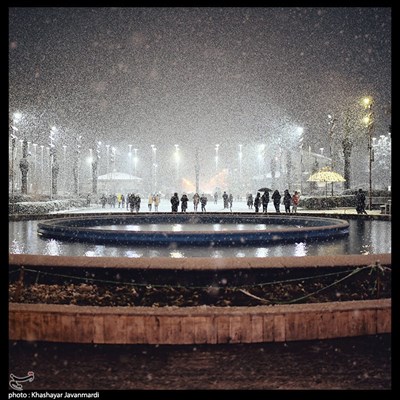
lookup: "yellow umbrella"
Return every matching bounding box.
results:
[307,166,346,196]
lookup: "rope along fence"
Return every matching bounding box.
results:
[9,263,390,306]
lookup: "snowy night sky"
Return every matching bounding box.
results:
[9,7,391,193]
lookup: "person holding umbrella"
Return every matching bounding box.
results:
[258,188,271,213]
[261,190,269,213]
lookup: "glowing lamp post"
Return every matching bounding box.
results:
[296,127,304,194]
[327,114,336,168]
[128,144,132,175]
[236,144,242,190]
[362,96,374,210]
[174,144,180,190]
[105,144,110,174]
[151,144,157,193]
[63,145,67,194]
[49,126,57,199]
[215,144,219,173]
[133,148,138,176]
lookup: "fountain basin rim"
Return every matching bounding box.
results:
[36,214,350,245]
[9,253,391,271]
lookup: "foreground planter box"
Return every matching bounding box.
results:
[9,299,391,344]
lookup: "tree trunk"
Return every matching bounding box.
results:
[52,160,59,196]
[19,140,29,195]
[342,137,353,190]
[92,161,98,195]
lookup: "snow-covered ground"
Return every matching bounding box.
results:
[52,199,381,215]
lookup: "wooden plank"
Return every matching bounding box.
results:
[102,314,126,344]
[262,314,275,342]
[194,316,214,344]
[8,310,20,340]
[144,316,160,344]
[40,313,62,342]
[180,315,195,344]
[358,310,377,336]
[8,300,392,344]
[26,312,42,342]
[216,315,230,343]
[159,316,182,344]
[273,314,286,342]
[376,307,391,333]
[301,312,319,340]
[60,314,74,342]
[126,315,145,344]
[229,316,243,343]
[317,311,336,339]
[347,309,377,337]
[284,312,317,341]
[92,315,105,343]
[250,315,264,343]
[239,315,253,343]
[334,310,350,337]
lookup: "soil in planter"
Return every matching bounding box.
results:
[9,265,391,307]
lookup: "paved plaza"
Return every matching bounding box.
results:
[53,198,383,216]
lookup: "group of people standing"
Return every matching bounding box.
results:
[147,193,161,212]
[247,189,300,214]
[170,192,208,213]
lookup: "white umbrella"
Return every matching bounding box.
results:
[307,166,346,196]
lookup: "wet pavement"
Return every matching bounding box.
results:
[52,199,384,216]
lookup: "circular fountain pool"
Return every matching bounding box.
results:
[37,214,350,246]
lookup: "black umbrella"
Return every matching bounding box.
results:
[258,187,272,192]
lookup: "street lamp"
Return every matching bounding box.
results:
[63,145,67,193]
[32,143,38,193]
[133,148,138,176]
[362,96,374,210]
[327,114,337,168]
[174,144,180,191]
[215,144,219,173]
[296,128,304,194]
[128,144,132,175]
[151,144,157,193]
[238,144,243,187]
[49,126,57,199]
[258,144,265,180]
[9,113,20,208]
[105,144,110,174]
[40,145,44,193]
[73,135,82,196]
[111,147,116,172]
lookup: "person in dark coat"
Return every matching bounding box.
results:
[100,194,107,208]
[261,191,269,213]
[128,193,136,213]
[222,191,229,209]
[254,192,261,213]
[170,192,180,213]
[134,194,141,213]
[228,193,233,211]
[283,189,292,213]
[247,193,253,209]
[200,194,208,212]
[180,193,189,213]
[271,190,281,213]
[356,189,368,214]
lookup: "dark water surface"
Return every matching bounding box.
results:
[9,219,391,258]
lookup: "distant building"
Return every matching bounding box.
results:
[97,172,143,195]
